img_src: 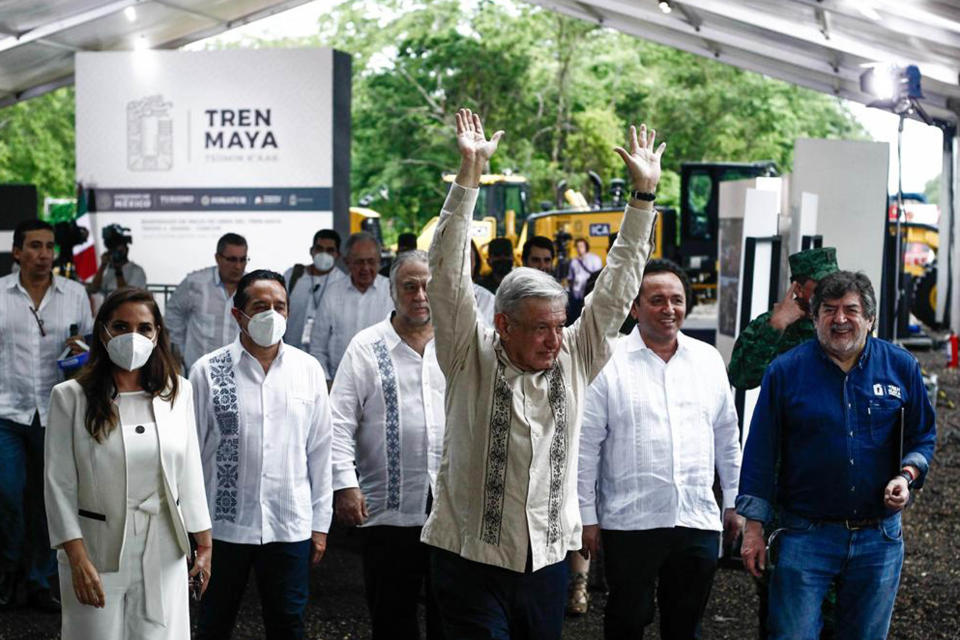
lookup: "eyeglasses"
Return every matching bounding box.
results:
[29,307,46,337]
[218,254,250,264]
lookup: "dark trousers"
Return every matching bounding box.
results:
[196,538,311,640]
[429,547,568,640]
[0,415,55,592]
[361,525,442,640]
[602,527,719,640]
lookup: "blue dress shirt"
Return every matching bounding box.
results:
[737,336,936,524]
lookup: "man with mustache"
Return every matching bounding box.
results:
[0,220,92,612]
[330,250,444,640]
[728,247,839,390]
[737,271,936,639]
[421,108,661,639]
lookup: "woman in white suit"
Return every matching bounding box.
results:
[45,288,212,639]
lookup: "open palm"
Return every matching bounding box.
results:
[614,124,665,190]
[456,108,503,164]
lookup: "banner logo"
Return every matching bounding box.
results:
[127,95,174,171]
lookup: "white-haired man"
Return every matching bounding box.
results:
[330,249,444,640]
[421,108,663,638]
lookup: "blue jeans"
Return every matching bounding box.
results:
[769,511,904,640]
[0,416,55,591]
[196,538,311,640]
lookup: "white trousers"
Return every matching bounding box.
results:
[59,505,189,640]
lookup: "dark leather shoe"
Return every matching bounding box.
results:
[26,588,61,614]
[0,572,16,609]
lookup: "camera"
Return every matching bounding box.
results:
[102,224,133,268]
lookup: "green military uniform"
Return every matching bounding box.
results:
[728,247,839,389]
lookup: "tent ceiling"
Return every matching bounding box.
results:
[0,0,313,107]
[1,0,959,125]
[528,0,960,125]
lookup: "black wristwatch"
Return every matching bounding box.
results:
[630,190,656,202]
[898,470,915,489]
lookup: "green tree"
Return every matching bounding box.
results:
[0,87,76,212]
[923,174,940,205]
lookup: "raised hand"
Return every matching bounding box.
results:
[456,108,504,164]
[614,124,666,194]
[454,108,504,189]
[769,281,808,331]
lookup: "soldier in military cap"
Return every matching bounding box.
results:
[728,246,839,389]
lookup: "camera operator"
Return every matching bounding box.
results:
[87,224,146,295]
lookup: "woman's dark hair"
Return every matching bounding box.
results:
[637,258,697,314]
[76,288,181,442]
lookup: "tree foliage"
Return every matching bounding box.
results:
[308,0,866,236]
[0,0,867,231]
[0,87,75,212]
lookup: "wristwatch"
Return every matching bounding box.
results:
[898,469,915,489]
[630,190,656,202]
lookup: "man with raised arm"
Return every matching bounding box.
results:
[421,108,663,639]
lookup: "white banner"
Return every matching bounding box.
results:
[75,48,348,285]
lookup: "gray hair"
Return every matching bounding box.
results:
[494,267,567,315]
[344,231,381,256]
[389,249,429,301]
[812,270,877,320]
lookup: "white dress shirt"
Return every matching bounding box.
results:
[473,283,495,327]
[99,261,148,293]
[0,273,93,426]
[165,266,239,371]
[190,338,333,544]
[308,275,393,379]
[331,317,445,527]
[283,266,347,350]
[579,329,741,532]
[420,184,656,572]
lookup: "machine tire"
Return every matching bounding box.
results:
[911,263,938,328]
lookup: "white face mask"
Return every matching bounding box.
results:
[242,309,286,347]
[313,252,335,272]
[104,329,156,371]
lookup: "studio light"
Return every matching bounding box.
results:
[124,6,137,22]
[658,1,672,14]
[859,63,928,122]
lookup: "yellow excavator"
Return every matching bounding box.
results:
[406,161,779,301]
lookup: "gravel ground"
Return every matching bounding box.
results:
[2,349,957,640]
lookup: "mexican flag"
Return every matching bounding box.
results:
[72,185,97,281]
[43,184,97,281]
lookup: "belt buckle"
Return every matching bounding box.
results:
[843,518,871,530]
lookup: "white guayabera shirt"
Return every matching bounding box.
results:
[282,266,347,351]
[0,274,93,426]
[473,283,496,327]
[579,328,741,533]
[190,338,333,543]
[420,183,656,572]
[165,266,239,371]
[330,317,445,527]
[308,275,393,379]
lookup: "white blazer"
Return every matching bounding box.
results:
[44,377,211,572]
